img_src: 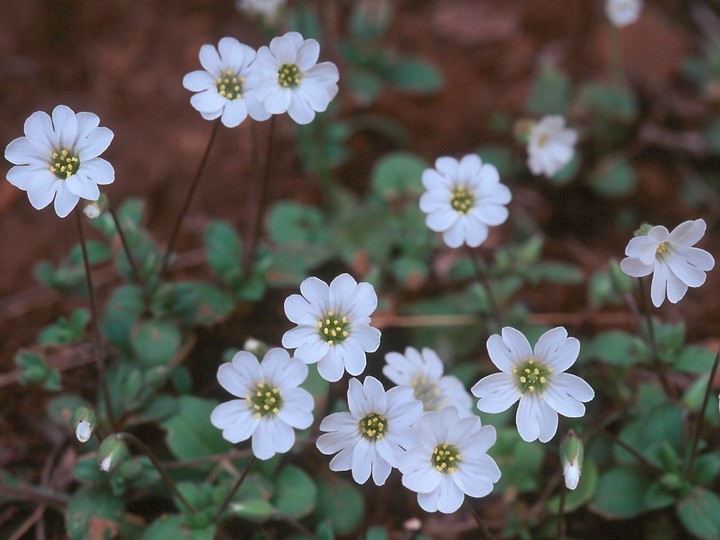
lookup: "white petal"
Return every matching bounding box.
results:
[76,127,113,160]
[351,438,373,484]
[472,372,520,413]
[190,89,226,114]
[370,454,392,486]
[220,99,248,128]
[619,257,653,278]
[486,329,527,372]
[199,43,223,76]
[316,348,345,382]
[535,328,580,373]
[65,172,100,200]
[435,476,465,514]
[442,218,467,248]
[295,337,329,365]
[183,70,215,92]
[668,219,705,246]
[426,209,458,232]
[79,158,114,186]
[25,171,60,210]
[650,262,669,307]
[51,105,78,148]
[296,39,320,70]
[300,276,330,310]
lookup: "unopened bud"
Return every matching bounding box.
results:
[560,430,584,491]
[243,338,268,357]
[633,223,653,237]
[98,435,128,472]
[73,407,96,443]
[83,194,108,219]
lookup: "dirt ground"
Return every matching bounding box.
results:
[1,0,719,538]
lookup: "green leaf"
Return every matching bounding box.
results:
[161,396,231,463]
[272,465,317,519]
[205,221,243,287]
[590,467,649,519]
[142,514,216,540]
[548,459,598,513]
[168,281,235,326]
[589,330,642,367]
[692,454,720,487]
[489,427,544,494]
[526,261,583,284]
[230,499,274,522]
[644,480,679,511]
[66,487,124,540]
[588,157,636,197]
[366,526,389,540]
[576,83,638,122]
[47,393,92,430]
[100,285,145,355]
[385,56,443,93]
[675,345,716,373]
[131,318,182,366]
[677,487,720,539]
[370,151,427,200]
[316,476,364,534]
[393,256,428,288]
[267,201,328,246]
[350,0,392,40]
[38,308,90,345]
[526,57,571,115]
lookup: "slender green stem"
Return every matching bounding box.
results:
[116,432,196,514]
[636,277,674,397]
[160,118,221,278]
[589,418,658,472]
[0,484,68,508]
[464,499,498,540]
[685,349,720,481]
[214,456,257,520]
[466,247,503,327]
[244,116,275,278]
[606,23,625,88]
[108,204,151,307]
[74,211,118,431]
[556,481,566,540]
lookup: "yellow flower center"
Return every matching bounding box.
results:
[317,311,349,345]
[450,185,475,215]
[216,69,244,100]
[411,375,444,411]
[248,382,282,418]
[50,148,80,179]
[359,412,386,441]
[432,443,462,473]
[512,358,552,394]
[278,63,301,88]
[656,242,668,257]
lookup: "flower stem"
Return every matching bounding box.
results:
[74,210,118,431]
[588,418,658,472]
[116,432,196,514]
[108,204,151,307]
[214,455,257,521]
[466,247,503,327]
[464,499,498,540]
[244,116,276,278]
[636,277,674,398]
[556,481,566,540]
[160,118,221,278]
[684,349,720,482]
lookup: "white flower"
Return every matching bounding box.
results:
[419,154,511,248]
[210,348,314,460]
[605,0,642,27]
[183,37,271,128]
[5,105,114,218]
[282,273,382,382]
[383,347,473,415]
[399,406,500,513]
[526,115,577,178]
[316,376,423,486]
[472,327,594,443]
[236,0,286,23]
[619,219,715,307]
[250,31,339,125]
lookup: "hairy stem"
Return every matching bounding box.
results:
[214,456,257,520]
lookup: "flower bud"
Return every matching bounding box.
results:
[560,430,584,490]
[98,435,129,472]
[243,338,268,357]
[633,223,653,237]
[83,194,108,219]
[73,407,96,443]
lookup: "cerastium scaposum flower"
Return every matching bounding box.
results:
[250,31,339,125]
[526,115,577,178]
[472,327,594,443]
[282,273,382,382]
[5,105,114,218]
[183,37,270,128]
[210,348,314,460]
[383,346,472,415]
[316,376,422,486]
[399,406,500,513]
[419,154,511,248]
[619,219,715,308]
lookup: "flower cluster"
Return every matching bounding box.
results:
[184,32,339,127]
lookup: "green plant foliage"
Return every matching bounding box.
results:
[587,330,644,367]
[165,281,235,326]
[14,350,61,390]
[490,427,544,494]
[588,157,637,197]
[547,459,599,513]
[677,488,720,540]
[162,396,231,463]
[316,476,365,535]
[272,464,317,519]
[131,318,183,366]
[38,308,90,345]
[526,57,571,115]
[370,151,427,200]
[66,487,125,540]
[141,514,216,540]
[590,467,650,519]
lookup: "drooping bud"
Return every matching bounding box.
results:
[98,435,129,473]
[560,430,584,490]
[243,338,268,357]
[83,194,108,219]
[73,407,96,443]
